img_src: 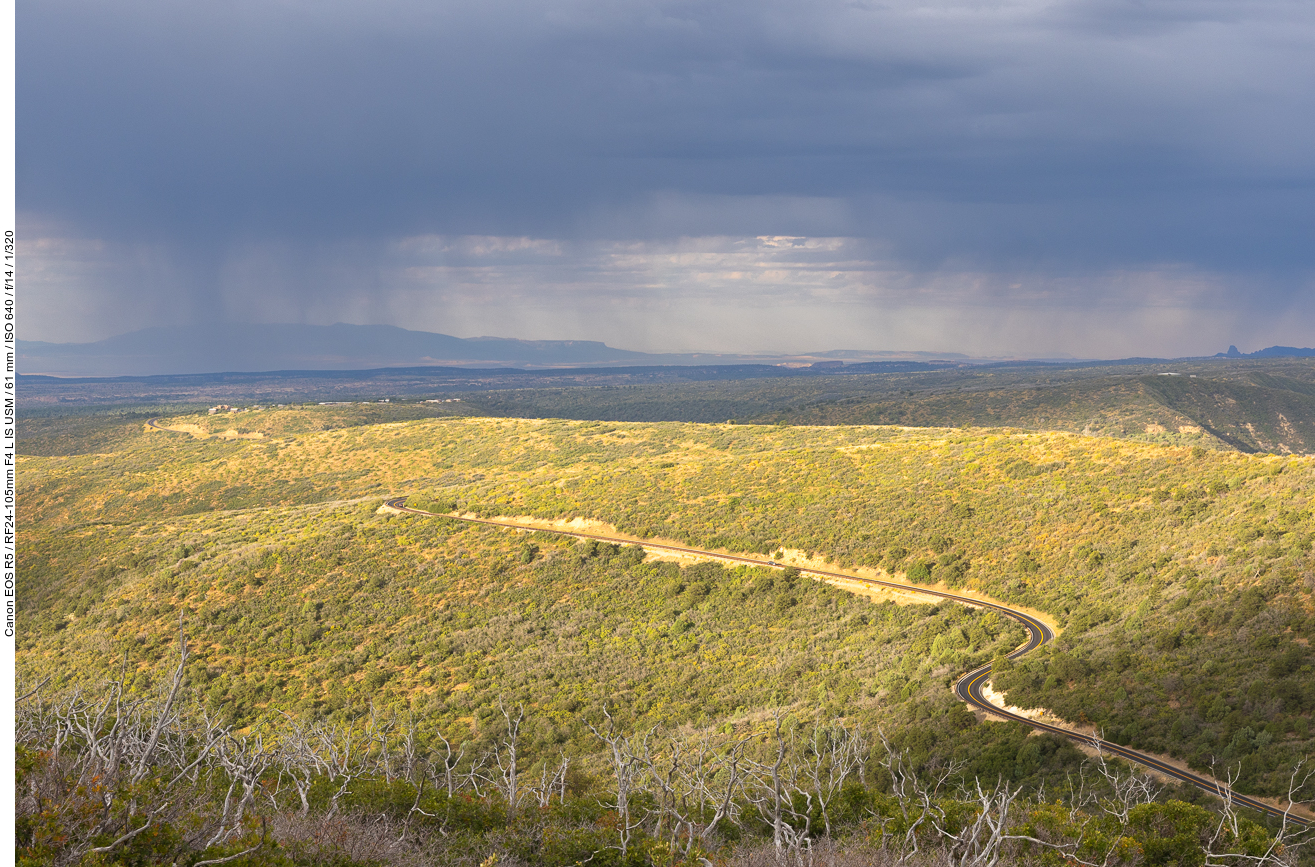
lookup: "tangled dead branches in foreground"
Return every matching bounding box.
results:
[14,632,1315,867]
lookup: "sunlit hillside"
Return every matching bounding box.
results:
[16,408,1315,864]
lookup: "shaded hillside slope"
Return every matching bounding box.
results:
[1143,372,1315,454]
[726,362,1315,455]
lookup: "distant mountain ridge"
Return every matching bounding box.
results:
[17,324,665,376]
[25,324,1313,378]
[16,323,965,377]
[1216,344,1315,359]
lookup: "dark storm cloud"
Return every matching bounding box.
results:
[17,0,1315,353]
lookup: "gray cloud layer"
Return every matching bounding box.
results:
[19,0,1315,355]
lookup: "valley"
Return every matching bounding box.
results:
[15,403,1315,865]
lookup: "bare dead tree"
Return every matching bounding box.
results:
[803,718,867,839]
[637,727,749,857]
[870,735,1095,867]
[1205,758,1314,867]
[86,799,174,857]
[309,720,365,818]
[464,750,491,798]
[1210,761,1248,850]
[492,698,526,821]
[697,734,748,847]
[51,664,194,861]
[131,619,191,784]
[192,818,267,866]
[23,643,1313,867]
[207,731,273,848]
[643,731,687,850]
[558,750,569,804]
[274,714,320,817]
[399,712,421,785]
[363,704,397,783]
[429,729,469,798]
[18,675,54,705]
[527,752,570,808]
[874,727,965,861]
[14,645,239,866]
[744,710,818,864]
[1088,739,1162,824]
[162,709,227,792]
[933,778,1025,867]
[587,705,649,858]
[745,711,791,857]
[936,776,1116,867]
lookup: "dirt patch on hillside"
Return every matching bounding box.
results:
[979,681,1090,733]
[148,422,266,441]
[214,428,265,440]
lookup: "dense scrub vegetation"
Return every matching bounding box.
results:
[17,663,1308,867]
[20,414,1315,798]
[16,407,1315,862]
[20,497,1030,750]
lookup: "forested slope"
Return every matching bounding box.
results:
[19,358,1315,455]
[19,411,1315,803]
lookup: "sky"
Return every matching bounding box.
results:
[19,0,1315,358]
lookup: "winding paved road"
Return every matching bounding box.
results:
[384,495,1311,827]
